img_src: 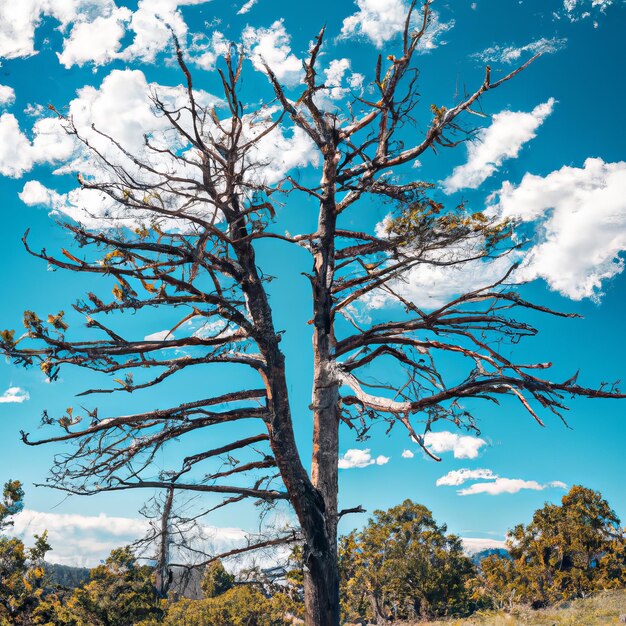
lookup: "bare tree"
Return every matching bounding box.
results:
[1,3,624,624]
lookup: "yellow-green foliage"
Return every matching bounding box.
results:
[339,499,476,623]
[36,547,162,626]
[404,588,626,625]
[162,586,296,626]
[201,560,235,598]
[473,485,626,610]
[0,480,51,626]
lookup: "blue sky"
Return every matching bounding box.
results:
[0,0,625,566]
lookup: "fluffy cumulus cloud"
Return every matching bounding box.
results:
[189,30,230,71]
[458,478,567,496]
[436,468,498,486]
[338,448,390,469]
[0,112,74,178]
[436,467,568,496]
[401,449,414,459]
[242,20,303,86]
[19,180,66,210]
[0,386,30,403]
[341,0,454,50]
[442,98,555,194]
[0,0,214,67]
[10,509,247,567]
[0,114,36,177]
[0,0,120,60]
[423,431,487,459]
[472,37,567,64]
[57,6,132,68]
[12,67,317,227]
[121,0,210,65]
[0,85,15,107]
[490,158,626,301]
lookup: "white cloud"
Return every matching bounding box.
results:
[237,0,257,14]
[144,329,174,341]
[341,0,453,50]
[10,508,247,567]
[0,114,35,177]
[0,0,214,67]
[120,0,210,65]
[472,37,567,65]
[490,158,626,301]
[442,98,555,194]
[563,0,616,21]
[19,180,66,210]
[365,252,516,310]
[0,0,119,60]
[0,84,15,107]
[423,431,487,459]
[401,449,414,458]
[242,20,303,87]
[0,386,30,403]
[436,468,498,486]
[189,30,229,71]
[458,477,567,496]
[461,537,507,554]
[0,113,73,178]
[15,68,317,229]
[57,6,132,68]
[338,448,390,469]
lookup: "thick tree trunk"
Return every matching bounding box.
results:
[228,153,343,626]
[230,215,339,625]
[304,155,341,626]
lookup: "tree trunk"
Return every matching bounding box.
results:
[229,209,340,625]
[304,155,341,626]
[155,485,174,598]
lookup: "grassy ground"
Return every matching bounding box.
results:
[405,589,626,626]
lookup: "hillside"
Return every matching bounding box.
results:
[408,589,626,626]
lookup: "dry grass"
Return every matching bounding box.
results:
[397,589,626,626]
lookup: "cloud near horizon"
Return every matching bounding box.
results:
[10,508,248,568]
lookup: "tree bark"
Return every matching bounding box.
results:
[304,154,341,626]
[229,207,339,625]
[155,485,174,598]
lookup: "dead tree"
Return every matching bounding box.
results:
[1,3,624,625]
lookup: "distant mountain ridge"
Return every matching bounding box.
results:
[470,548,511,566]
[44,562,90,589]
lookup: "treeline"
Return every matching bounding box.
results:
[1,483,625,625]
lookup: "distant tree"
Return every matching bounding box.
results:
[200,560,235,598]
[475,485,626,609]
[55,547,162,626]
[0,480,25,531]
[339,499,475,623]
[2,2,625,624]
[0,480,51,626]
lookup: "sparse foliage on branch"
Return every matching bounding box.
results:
[1,1,625,624]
